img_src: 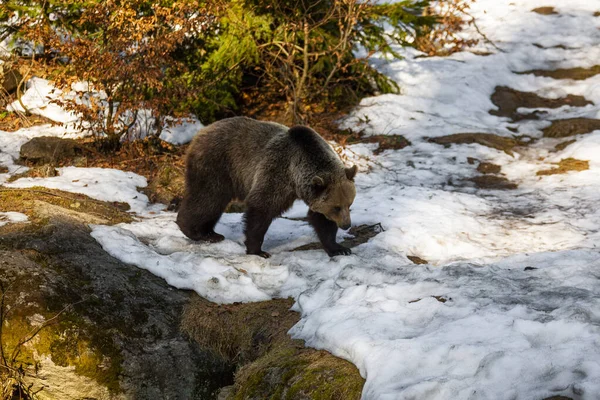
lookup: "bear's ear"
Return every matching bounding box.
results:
[345,165,358,181]
[312,175,326,188]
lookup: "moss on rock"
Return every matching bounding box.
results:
[232,341,363,400]
[0,187,133,226]
[181,296,365,400]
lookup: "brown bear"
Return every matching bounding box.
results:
[176,116,357,258]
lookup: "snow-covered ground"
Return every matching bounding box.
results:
[2,0,600,399]
[0,211,28,227]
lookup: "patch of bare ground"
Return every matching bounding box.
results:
[292,223,383,252]
[303,111,412,153]
[429,133,523,155]
[0,112,57,132]
[468,50,493,56]
[407,255,428,265]
[536,158,589,176]
[27,136,190,210]
[409,295,449,304]
[542,118,600,138]
[181,296,364,399]
[489,86,591,121]
[554,139,577,151]
[532,6,557,15]
[366,135,411,154]
[518,65,600,80]
[477,162,501,174]
[533,43,572,50]
[0,187,133,226]
[470,175,518,190]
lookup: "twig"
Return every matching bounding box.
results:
[10,299,85,364]
[464,11,505,53]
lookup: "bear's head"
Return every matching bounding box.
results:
[309,165,357,230]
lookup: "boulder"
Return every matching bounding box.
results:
[20,137,82,165]
[0,210,231,399]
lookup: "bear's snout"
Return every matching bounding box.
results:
[339,220,351,230]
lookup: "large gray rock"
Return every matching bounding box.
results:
[0,215,233,399]
[19,137,82,165]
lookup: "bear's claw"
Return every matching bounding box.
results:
[328,245,352,257]
[247,250,271,258]
[197,232,225,243]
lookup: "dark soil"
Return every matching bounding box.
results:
[489,86,591,121]
[554,139,577,151]
[518,66,600,80]
[407,255,428,265]
[369,135,412,154]
[542,118,600,138]
[477,162,501,174]
[335,129,411,154]
[470,175,518,190]
[532,6,557,15]
[429,133,521,155]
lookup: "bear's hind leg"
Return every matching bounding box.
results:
[177,190,230,243]
[307,210,351,257]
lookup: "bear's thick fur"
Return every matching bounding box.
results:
[176,117,357,258]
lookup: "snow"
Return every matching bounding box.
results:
[0,211,28,227]
[6,167,151,214]
[121,110,204,144]
[159,117,204,145]
[2,0,600,399]
[7,77,79,125]
[0,124,84,185]
[6,78,201,145]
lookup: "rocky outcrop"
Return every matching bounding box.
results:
[181,297,365,400]
[0,189,365,399]
[0,197,232,399]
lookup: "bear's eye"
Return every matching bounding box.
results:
[333,207,341,213]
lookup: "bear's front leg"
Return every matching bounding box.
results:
[244,206,275,258]
[307,210,351,257]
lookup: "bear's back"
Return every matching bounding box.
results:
[287,125,343,172]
